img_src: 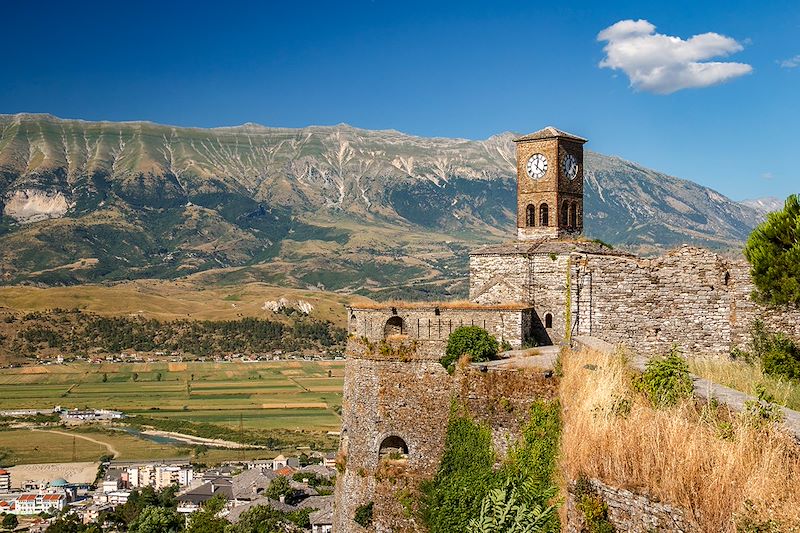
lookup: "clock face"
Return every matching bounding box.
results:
[526,153,548,179]
[563,154,578,180]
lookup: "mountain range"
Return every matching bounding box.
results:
[0,114,770,298]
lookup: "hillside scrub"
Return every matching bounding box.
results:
[744,194,800,306]
[560,347,800,531]
[0,308,346,359]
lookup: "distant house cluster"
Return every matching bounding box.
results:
[0,454,336,531]
[0,475,72,516]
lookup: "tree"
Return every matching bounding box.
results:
[185,494,228,533]
[744,194,800,306]
[265,476,293,501]
[2,514,18,530]
[128,506,183,533]
[441,326,500,372]
[228,505,287,533]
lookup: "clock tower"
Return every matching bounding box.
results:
[514,127,587,241]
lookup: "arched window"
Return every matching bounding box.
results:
[526,204,536,227]
[544,313,553,329]
[384,316,404,337]
[539,204,549,227]
[379,435,409,460]
[570,203,578,228]
[561,202,569,227]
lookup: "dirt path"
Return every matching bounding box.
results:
[32,429,120,458]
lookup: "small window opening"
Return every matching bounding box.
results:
[540,204,549,227]
[544,313,553,329]
[379,436,408,461]
[434,307,440,316]
[526,204,536,227]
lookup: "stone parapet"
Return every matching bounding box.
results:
[566,478,699,533]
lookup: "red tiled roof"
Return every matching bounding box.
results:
[18,494,38,501]
[43,494,65,501]
[0,469,9,474]
[276,466,295,476]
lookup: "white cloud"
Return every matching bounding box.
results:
[597,19,753,94]
[780,55,800,68]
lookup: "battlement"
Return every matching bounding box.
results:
[346,303,534,358]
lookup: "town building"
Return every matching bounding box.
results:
[14,492,67,515]
[0,469,10,492]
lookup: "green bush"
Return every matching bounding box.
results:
[744,194,800,306]
[440,326,499,373]
[422,401,561,533]
[745,320,800,381]
[354,502,374,528]
[634,348,694,408]
[2,514,18,530]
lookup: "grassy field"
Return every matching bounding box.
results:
[0,428,287,466]
[0,279,359,325]
[0,360,345,465]
[0,360,344,431]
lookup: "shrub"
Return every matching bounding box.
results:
[354,502,374,528]
[441,326,499,373]
[634,348,693,408]
[749,320,800,381]
[573,475,615,533]
[422,401,561,533]
[421,410,498,532]
[744,194,800,306]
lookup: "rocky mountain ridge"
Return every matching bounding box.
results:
[0,114,765,296]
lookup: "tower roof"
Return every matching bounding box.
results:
[513,126,587,144]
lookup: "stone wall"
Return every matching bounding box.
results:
[565,478,699,533]
[347,304,533,350]
[571,245,800,356]
[333,343,452,533]
[332,335,558,533]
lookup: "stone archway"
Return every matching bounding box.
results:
[384,316,404,337]
[379,435,409,460]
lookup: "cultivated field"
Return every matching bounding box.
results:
[0,360,344,432]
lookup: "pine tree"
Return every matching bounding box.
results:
[744,194,800,306]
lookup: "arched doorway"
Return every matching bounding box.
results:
[384,316,404,337]
[379,435,409,460]
[561,202,569,227]
[569,203,578,228]
[539,203,549,227]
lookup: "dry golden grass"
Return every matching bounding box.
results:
[351,299,530,310]
[560,348,800,531]
[689,357,800,411]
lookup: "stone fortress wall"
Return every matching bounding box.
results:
[333,332,558,533]
[347,303,534,353]
[470,243,800,356]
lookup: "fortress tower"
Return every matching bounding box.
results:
[515,127,587,241]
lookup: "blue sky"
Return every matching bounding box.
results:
[1,0,798,201]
